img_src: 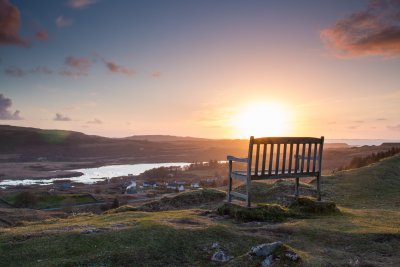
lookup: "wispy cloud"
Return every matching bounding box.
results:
[0,0,27,46]
[67,0,97,9]
[35,30,48,41]
[321,0,400,57]
[58,70,88,77]
[54,113,71,121]
[387,124,400,131]
[105,60,135,76]
[55,16,74,28]
[87,118,102,124]
[0,94,22,120]
[4,67,25,77]
[65,56,91,72]
[151,71,161,78]
[31,66,53,75]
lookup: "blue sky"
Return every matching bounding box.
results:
[1,0,399,138]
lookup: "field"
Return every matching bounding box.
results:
[0,155,399,266]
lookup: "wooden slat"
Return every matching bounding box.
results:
[253,137,322,144]
[281,143,287,173]
[300,144,305,173]
[230,191,248,200]
[288,143,293,174]
[275,144,281,175]
[268,143,274,175]
[312,143,318,173]
[254,144,260,177]
[261,144,267,175]
[307,143,312,173]
[294,143,300,174]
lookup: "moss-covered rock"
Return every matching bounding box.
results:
[216,203,298,222]
[288,197,339,214]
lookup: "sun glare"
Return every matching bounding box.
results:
[232,102,290,138]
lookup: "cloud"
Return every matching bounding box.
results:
[105,61,135,76]
[58,70,88,77]
[35,30,48,41]
[348,126,359,129]
[353,120,365,123]
[0,94,22,120]
[54,113,71,121]
[31,66,53,75]
[55,16,73,28]
[67,0,97,9]
[65,56,91,71]
[4,67,25,77]
[387,124,400,131]
[377,118,387,121]
[321,0,400,57]
[151,71,161,78]
[0,0,27,46]
[92,52,136,76]
[87,118,102,124]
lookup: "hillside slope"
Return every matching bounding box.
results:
[0,156,399,266]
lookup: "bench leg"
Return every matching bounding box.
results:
[228,161,232,202]
[295,177,299,198]
[317,174,321,201]
[246,179,251,208]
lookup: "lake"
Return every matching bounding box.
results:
[0,162,191,187]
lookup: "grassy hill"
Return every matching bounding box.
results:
[1,155,399,266]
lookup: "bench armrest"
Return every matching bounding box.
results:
[227,155,249,163]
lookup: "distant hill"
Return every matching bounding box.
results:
[124,135,211,142]
[0,125,249,163]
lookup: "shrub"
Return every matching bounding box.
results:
[14,191,37,208]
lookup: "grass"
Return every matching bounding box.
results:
[1,155,400,266]
[4,193,97,209]
[0,210,267,267]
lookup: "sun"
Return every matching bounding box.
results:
[232,102,290,138]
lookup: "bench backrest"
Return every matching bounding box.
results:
[247,136,324,179]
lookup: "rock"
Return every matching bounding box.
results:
[284,251,300,261]
[211,250,234,262]
[211,242,220,249]
[261,255,273,267]
[249,241,283,257]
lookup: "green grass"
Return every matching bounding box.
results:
[0,210,267,267]
[5,193,97,209]
[322,155,400,209]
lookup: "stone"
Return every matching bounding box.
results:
[261,255,273,267]
[211,250,234,262]
[211,242,220,249]
[249,241,283,257]
[284,251,300,261]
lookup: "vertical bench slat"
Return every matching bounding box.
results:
[288,143,293,174]
[268,143,274,175]
[294,143,300,174]
[307,143,312,173]
[312,143,318,173]
[254,144,260,176]
[275,144,281,175]
[281,143,287,174]
[300,144,306,173]
[261,144,267,175]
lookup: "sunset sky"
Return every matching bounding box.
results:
[1,0,399,139]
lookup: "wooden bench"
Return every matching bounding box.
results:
[227,136,324,207]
